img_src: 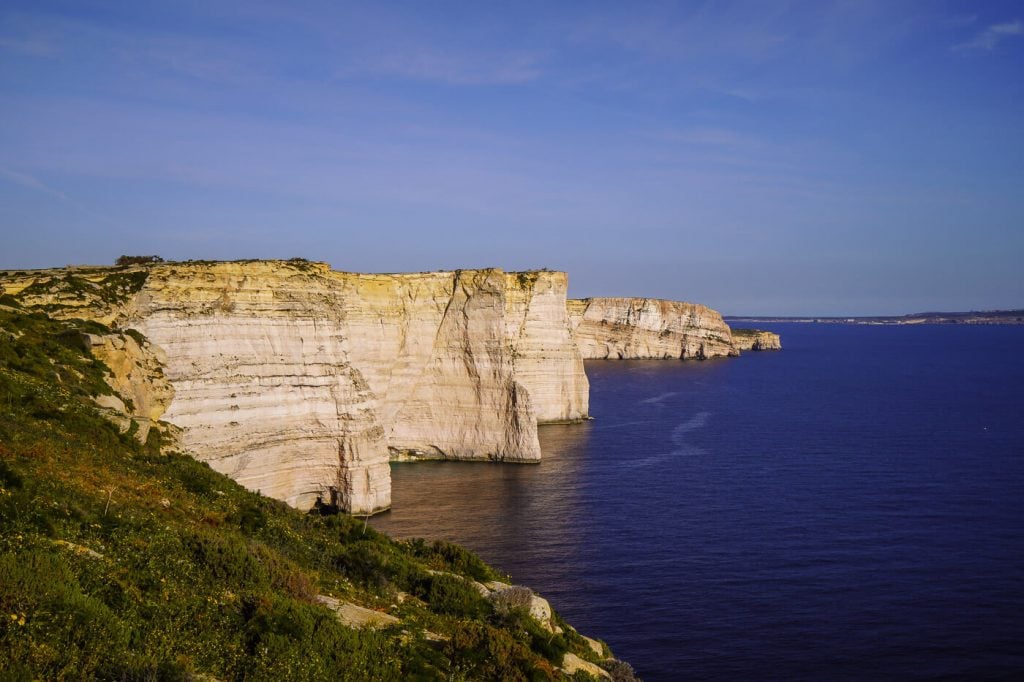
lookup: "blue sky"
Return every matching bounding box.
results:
[1,1,1021,315]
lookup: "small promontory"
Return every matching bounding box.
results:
[730,328,782,351]
[567,297,738,360]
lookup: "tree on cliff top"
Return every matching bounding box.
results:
[115,255,164,265]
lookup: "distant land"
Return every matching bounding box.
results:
[726,310,1024,325]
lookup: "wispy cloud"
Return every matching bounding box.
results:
[0,166,69,201]
[0,166,115,225]
[954,20,1023,51]
[341,49,543,86]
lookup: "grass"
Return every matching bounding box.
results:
[0,301,616,680]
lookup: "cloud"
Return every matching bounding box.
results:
[341,49,543,85]
[0,166,115,225]
[954,20,1023,51]
[0,166,69,201]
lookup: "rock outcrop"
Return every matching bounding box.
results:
[733,327,778,350]
[1,262,590,515]
[567,297,738,360]
[730,328,782,351]
[84,329,175,444]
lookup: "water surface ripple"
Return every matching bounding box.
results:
[371,324,1024,680]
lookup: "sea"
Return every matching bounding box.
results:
[370,323,1024,681]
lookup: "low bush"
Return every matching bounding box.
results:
[115,255,164,266]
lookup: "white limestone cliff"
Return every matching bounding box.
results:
[503,272,589,423]
[567,297,738,360]
[3,262,779,517]
[1,262,590,514]
[332,268,541,462]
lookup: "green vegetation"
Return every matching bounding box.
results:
[115,255,165,266]
[14,269,149,313]
[515,271,541,289]
[0,305,614,680]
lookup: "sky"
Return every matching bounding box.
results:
[1,1,1022,315]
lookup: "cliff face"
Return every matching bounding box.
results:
[504,272,589,423]
[330,268,542,462]
[731,328,782,351]
[1,262,589,514]
[126,262,391,514]
[84,329,175,445]
[567,297,738,360]
[3,262,773,515]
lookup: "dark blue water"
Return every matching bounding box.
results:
[370,324,1024,680]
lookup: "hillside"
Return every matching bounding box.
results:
[0,299,632,681]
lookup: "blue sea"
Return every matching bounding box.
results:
[370,324,1024,680]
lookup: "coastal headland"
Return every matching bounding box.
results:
[1,260,780,516]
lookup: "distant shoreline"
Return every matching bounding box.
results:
[726,310,1024,325]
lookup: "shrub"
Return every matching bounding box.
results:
[115,255,164,266]
[230,499,268,535]
[490,585,534,619]
[407,538,499,582]
[423,573,488,618]
[601,658,641,681]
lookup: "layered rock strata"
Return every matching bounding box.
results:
[567,297,738,360]
[329,268,543,462]
[730,328,782,351]
[504,272,589,423]
[1,262,590,514]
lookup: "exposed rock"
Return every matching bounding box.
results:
[2,261,589,515]
[335,268,543,463]
[484,581,555,631]
[582,635,606,658]
[85,330,175,443]
[128,262,392,514]
[562,652,612,679]
[503,271,589,423]
[568,297,737,360]
[313,595,400,629]
[53,540,105,560]
[731,328,782,351]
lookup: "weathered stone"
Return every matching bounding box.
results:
[731,328,782,351]
[53,540,105,560]
[313,595,400,629]
[504,271,589,423]
[582,635,606,658]
[4,261,589,515]
[568,297,737,360]
[562,652,612,679]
